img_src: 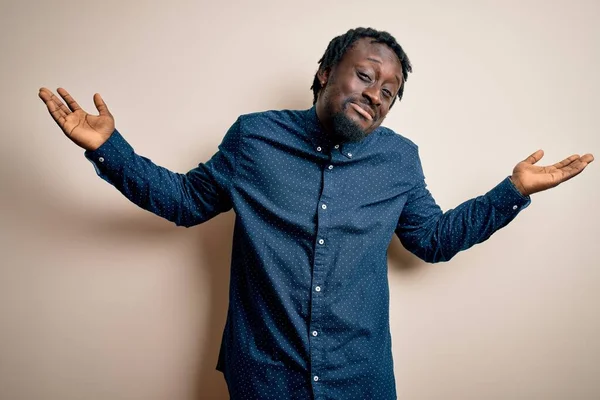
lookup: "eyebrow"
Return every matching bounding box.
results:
[366,57,402,87]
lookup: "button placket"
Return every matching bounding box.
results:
[310,151,335,378]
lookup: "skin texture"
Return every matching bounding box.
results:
[38,36,593,196]
[38,87,114,152]
[510,149,594,196]
[315,38,402,139]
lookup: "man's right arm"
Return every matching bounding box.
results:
[84,118,240,227]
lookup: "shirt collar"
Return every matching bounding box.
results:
[304,105,333,149]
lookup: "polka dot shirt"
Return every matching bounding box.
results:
[85,106,530,399]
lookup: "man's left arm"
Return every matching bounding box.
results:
[395,149,594,263]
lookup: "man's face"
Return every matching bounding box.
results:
[315,38,403,142]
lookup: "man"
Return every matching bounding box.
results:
[39,27,593,400]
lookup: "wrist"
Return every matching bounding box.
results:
[509,175,529,197]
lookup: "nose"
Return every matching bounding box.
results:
[362,84,381,107]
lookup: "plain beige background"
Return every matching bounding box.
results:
[1,0,599,399]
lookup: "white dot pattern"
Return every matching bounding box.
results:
[83,106,531,399]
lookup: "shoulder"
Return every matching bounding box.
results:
[230,109,310,147]
[237,108,306,131]
[365,125,424,177]
[372,125,420,154]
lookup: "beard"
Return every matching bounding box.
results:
[330,110,369,143]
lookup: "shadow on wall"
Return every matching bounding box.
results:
[102,213,235,399]
[387,235,425,274]
[80,211,235,400]
[192,213,234,399]
[1,180,234,399]
[0,128,233,398]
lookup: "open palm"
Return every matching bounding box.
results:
[511,150,594,196]
[38,87,115,151]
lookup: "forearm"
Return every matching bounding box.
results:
[397,177,530,263]
[84,129,231,227]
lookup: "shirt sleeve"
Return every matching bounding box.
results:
[395,149,531,263]
[83,118,240,227]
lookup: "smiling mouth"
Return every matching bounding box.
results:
[349,102,373,121]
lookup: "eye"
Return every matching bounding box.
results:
[357,71,372,82]
[382,89,393,98]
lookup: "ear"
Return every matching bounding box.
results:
[317,68,330,87]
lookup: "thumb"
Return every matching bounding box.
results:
[523,149,544,165]
[93,93,112,117]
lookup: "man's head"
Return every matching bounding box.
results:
[311,27,412,142]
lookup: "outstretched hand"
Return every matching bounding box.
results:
[38,87,115,151]
[510,150,594,196]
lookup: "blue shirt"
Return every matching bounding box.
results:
[85,106,530,399]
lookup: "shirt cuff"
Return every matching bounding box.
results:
[487,176,531,213]
[84,129,133,177]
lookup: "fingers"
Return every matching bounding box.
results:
[39,87,113,129]
[524,152,594,177]
[39,87,67,127]
[523,149,544,165]
[581,153,595,164]
[57,87,82,112]
[555,155,594,183]
[39,87,71,115]
[46,87,73,116]
[554,153,594,172]
[559,162,586,181]
[39,87,84,117]
[552,154,580,169]
[93,93,111,116]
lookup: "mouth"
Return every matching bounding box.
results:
[349,102,374,121]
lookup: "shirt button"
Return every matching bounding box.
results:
[315,286,321,292]
[316,146,322,152]
[313,376,319,382]
[318,239,325,245]
[512,205,518,210]
[347,153,352,158]
[98,157,105,163]
[321,204,327,210]
[312,330,318,337]
[334,144,339,149]
[328,165,333,170]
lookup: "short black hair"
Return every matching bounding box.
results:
[311,27,412,108]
